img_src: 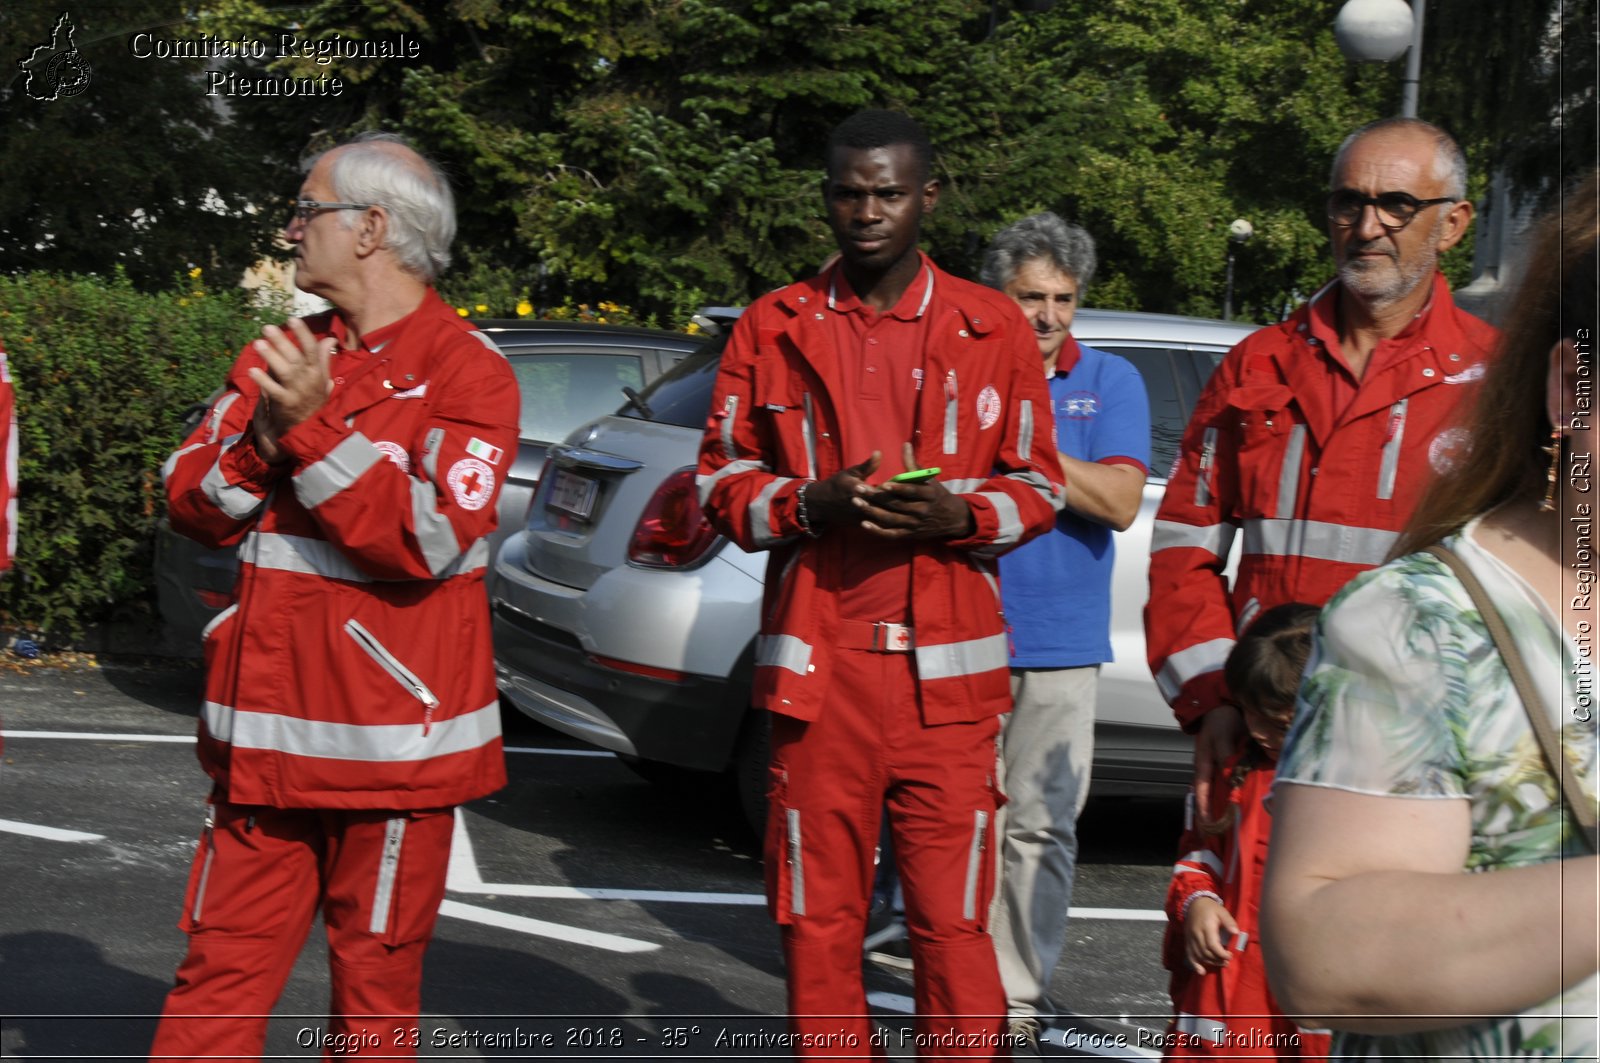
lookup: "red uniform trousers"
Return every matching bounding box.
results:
[766,647,1007,1060]
[150,800,454,1061]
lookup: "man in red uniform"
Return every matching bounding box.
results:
[152,133,519,1059]
[1146,117,1499,816]
[698,110,1065,1058]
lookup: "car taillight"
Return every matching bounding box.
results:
[628,467,720,568]
[195,588,234,610]
[526,454,558,530]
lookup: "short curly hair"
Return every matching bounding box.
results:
[826,109,934,183]
[980,211,1097,294]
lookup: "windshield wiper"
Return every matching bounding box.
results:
[621,385,654,419]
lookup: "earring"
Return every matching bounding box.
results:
[1540,428,1562,512]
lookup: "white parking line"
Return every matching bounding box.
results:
[0,818,104,842]
[438,899,660,953]
[0,730,194,742]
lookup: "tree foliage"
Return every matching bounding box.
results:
[0,2,288,289]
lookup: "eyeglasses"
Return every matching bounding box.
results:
[290,199,374,223]
[1326,190,1457,230]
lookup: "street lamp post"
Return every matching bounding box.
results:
[1334,0,1424,117]
[1224,218,1253,321]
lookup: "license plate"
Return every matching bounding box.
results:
[546,468,599,521]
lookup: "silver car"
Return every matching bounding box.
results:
[154,320,708,650]
[490,309,1254,830]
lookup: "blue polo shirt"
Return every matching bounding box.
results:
[1000,338,1150,668]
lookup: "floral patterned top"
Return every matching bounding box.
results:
[1276,519,1599,1060]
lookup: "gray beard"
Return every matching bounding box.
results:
[1336,217,1445,307]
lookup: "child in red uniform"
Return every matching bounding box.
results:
[1161,603,1330,1060]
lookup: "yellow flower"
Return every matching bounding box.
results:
[456,307,469,317]
[188,266,203,279]
[685,321,703,335]
[516,300,533,317]
[600,300,622,313]
[179,298,190,306]
[475,303,488,313]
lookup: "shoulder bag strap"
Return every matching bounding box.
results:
[1425,544,1598,851]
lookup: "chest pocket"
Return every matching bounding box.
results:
[1226,384,1306,520]
[753,353,820,481]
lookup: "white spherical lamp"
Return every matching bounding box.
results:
[1334,0,1415,62]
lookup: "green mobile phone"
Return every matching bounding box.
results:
[890,467,940,483]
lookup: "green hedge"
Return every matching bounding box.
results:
[0,269,285,640]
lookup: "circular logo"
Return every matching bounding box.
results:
[46,51,92,98]
[976,385,1002,430]
[372,440,411,474]
[446,457,495,511]
[1428,427,1472,475]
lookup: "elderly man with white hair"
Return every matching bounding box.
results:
[151,132,519,1060]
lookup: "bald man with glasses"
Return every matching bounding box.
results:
[1146,117,1500,822]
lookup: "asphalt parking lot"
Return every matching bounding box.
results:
[0,655,1183,1060]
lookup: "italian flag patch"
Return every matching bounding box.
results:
[466,437,504,465]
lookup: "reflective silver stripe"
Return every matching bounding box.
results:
[1175,1014,1227,1045]
[1175,849,1225,878]
[162,441,207,483]
[801,393,818,481]
[241,530,487,583]
[370,816,406,934]
[409,477,466,577]
[721,395,739,462]
[696,459,770,506]
[201,700,502,762]
[1155,638,1234,703]
[1151,519,1237,559]
[1196,427,1218,507]
[467,330,505,357]
[757,633,813,676]
[1017,398,1034,462]
[915,633,1008,681]
[201,444,270,520]
[344,619,441,709]
[421,427,446,482]
[1378,399,1407,500]
[749,477,799,547]
[1277,424,1307,518]
[1242,518,1399,567]
[942,477,987,494]
[786,808,805,916]
[961,810,989,920]
[978,491,1022,547]
[295,432,384,510]
[943,371,959,454]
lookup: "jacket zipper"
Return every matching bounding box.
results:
[943,370,959,454]
[1378,398,1408,500]
[343,619,442,733]
[1197,427,1218,507]
[961,809,990,920]
[192,802,217,924]
[801,393,818,481]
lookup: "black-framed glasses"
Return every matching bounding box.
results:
[1326,190,1457,230]
[290,199,374,223]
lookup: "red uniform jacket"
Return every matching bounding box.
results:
[1162,751,1329,1059]
[163,291,519,809]
[696,261,1065,724]
[1146,274,1498,728]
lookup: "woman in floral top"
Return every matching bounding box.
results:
[1260,168,1600,1060]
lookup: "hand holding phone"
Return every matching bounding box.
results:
[889,466,940,484]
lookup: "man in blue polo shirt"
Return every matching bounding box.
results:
[982,212,1150,1053]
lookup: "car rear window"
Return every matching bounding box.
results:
[620,336,728,429]
[508,352,646,443]
[1096,345,1215,481]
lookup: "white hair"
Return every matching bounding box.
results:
[1330,117,1468,200]
[313,132,456,281]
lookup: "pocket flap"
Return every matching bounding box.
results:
[1226,383,1294,413]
